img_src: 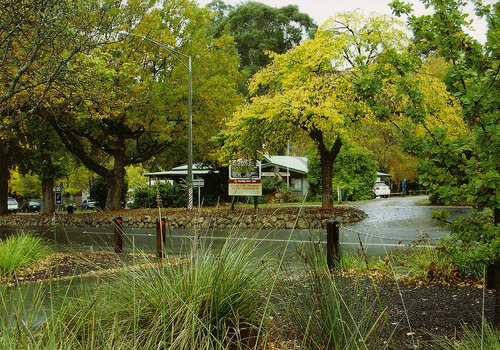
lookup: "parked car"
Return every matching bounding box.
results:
[373,181,391,198]
[27,201,41,212]
[79,200,98,210]
[7,198,19,213]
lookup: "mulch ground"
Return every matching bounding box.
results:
[379,281,494,349]
[2,250,495,349]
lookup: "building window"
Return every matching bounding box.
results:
[290,177,302,191]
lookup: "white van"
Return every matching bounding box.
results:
[8,198,19,213]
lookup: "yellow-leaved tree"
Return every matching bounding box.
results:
[219,12,410,209]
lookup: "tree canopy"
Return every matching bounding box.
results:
[44,0,242,210]
[207,0,317,91]
[0,0,242,212]
[0,0,128,214]
[219,12,410,209]
[389,0,500,324]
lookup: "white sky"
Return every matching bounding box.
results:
[196,0,490,42]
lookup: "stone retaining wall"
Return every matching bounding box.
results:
[0,206,367,231]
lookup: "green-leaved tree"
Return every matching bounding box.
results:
[219,12,409,209]
[389,0,500,325]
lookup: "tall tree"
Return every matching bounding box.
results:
[0,0,132,214]
[46,0,242,210]
[207,1,317,92]
[389,0,500,325]
[219,12,410,209]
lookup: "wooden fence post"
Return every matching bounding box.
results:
[326,220,340,271]
[156,218,166,259]
[113,216,124,254]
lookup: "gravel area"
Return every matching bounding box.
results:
[380,282,494,349]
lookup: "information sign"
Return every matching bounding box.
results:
[193,179,205,188]
[229,159,261,180]
[228,182,262,196]
[55,187,62,205]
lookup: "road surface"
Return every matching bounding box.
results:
[1,196,469,258]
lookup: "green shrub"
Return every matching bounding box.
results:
[261,176,282,195]
[130,182,186,208]
[434,208,495,281]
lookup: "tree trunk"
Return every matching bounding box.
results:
[0,142,9,215]
[42,178,55,215]
[320,152,334,210]
[105,173,125,211]
[319,136,343,210]
[39,131,56,215]
[105,147,126,211]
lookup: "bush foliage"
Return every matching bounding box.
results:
[130,182,186,208]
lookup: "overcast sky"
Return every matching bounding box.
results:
[196,0,490,42]
[197,0,424,26]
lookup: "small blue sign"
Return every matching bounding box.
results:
[55,192,62,205]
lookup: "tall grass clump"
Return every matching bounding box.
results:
[38,236,275,349]
[0,231,52,277]
[277,238,393,349]
[436,322,500,349]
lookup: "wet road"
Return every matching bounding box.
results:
[342,196,470,255]
[1,196,470,257]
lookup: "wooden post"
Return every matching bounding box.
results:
[156,218,166,259]
[326,220,340,271]
[113,216,123,254]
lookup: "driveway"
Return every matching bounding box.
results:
[340,196,470,255]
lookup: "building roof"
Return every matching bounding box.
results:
[262,155,308,175]
[144,164,219,178]
[377,172,392,178]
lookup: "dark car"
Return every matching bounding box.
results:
[79,200,97,210]
[27,201,41,212]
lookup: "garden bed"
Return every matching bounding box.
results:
[2,249,494,350]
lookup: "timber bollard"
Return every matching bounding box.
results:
[326,220,340,271]
[156,218,166,259]
[113,216,124,254]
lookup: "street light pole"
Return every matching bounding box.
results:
[187,55,193,210]
[121,32,193,210]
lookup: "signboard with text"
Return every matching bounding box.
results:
[228,160,262,196]
[228,179,262,196]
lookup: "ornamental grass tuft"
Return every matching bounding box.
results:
[0,231,52,277]
[38,235,274,349]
